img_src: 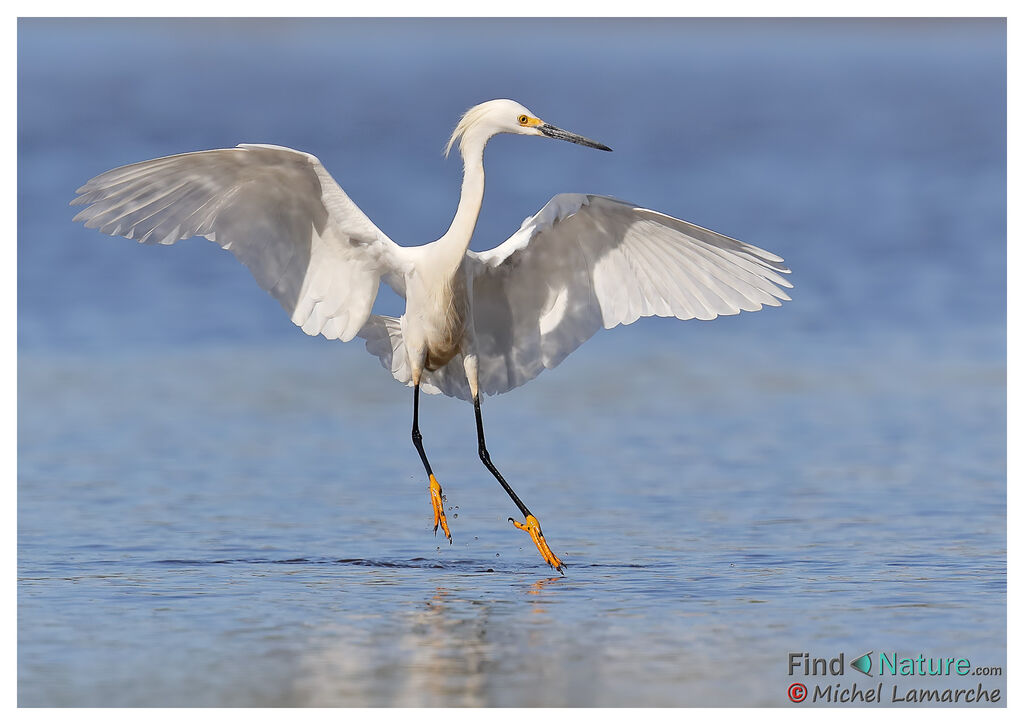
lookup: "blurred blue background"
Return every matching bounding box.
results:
[19,19,1005,706]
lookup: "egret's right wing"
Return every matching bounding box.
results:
[72,144,411,342]
[466,194,792,396]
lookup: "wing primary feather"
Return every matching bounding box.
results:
[622,234,679,317]
[688,237,793,291]
[100,180,199,239]
[667,240,758,313]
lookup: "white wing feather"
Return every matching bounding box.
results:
[462,194,792,397]
[71,144,411,342]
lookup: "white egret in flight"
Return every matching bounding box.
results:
[71,99,792,573]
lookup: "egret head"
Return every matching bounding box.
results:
[445,99,612,159]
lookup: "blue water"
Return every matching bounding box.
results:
[18,19,1005,706]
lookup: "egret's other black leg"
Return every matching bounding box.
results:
[473,394,564,573]
[413,383,451,542]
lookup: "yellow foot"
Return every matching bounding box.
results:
[429,474,452,543]
[510,515,564,574]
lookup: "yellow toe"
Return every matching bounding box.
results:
[429,474,452,542]
[510,514,564,573]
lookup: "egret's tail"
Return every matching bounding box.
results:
[357,315,472,401]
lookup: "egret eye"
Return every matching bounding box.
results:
[517,114,529,125]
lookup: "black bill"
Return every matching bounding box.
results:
[538,123,612,151]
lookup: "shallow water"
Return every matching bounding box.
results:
[18,19,1005,707]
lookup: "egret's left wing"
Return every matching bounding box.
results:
[71,144,411,342]
[466,194,792,396]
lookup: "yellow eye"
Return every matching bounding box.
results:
[517,114,530,125]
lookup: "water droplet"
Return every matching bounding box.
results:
[454,506,459,510]
[495,553,500,557]
[453,513,458,519]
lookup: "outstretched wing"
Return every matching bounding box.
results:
[466,194,793,396]
[71,144,411,342]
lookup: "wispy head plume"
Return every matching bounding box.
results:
[444,102,494,159]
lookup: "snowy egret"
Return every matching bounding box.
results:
[71,99,792,573]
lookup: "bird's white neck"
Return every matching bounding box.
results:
[435,135,487,271]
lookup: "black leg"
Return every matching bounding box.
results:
[474,394,564,573]
[413,383,451,541]
[412,383,433,477]
[474,394,531,519]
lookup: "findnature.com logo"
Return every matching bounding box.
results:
[786,651,1003,704]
